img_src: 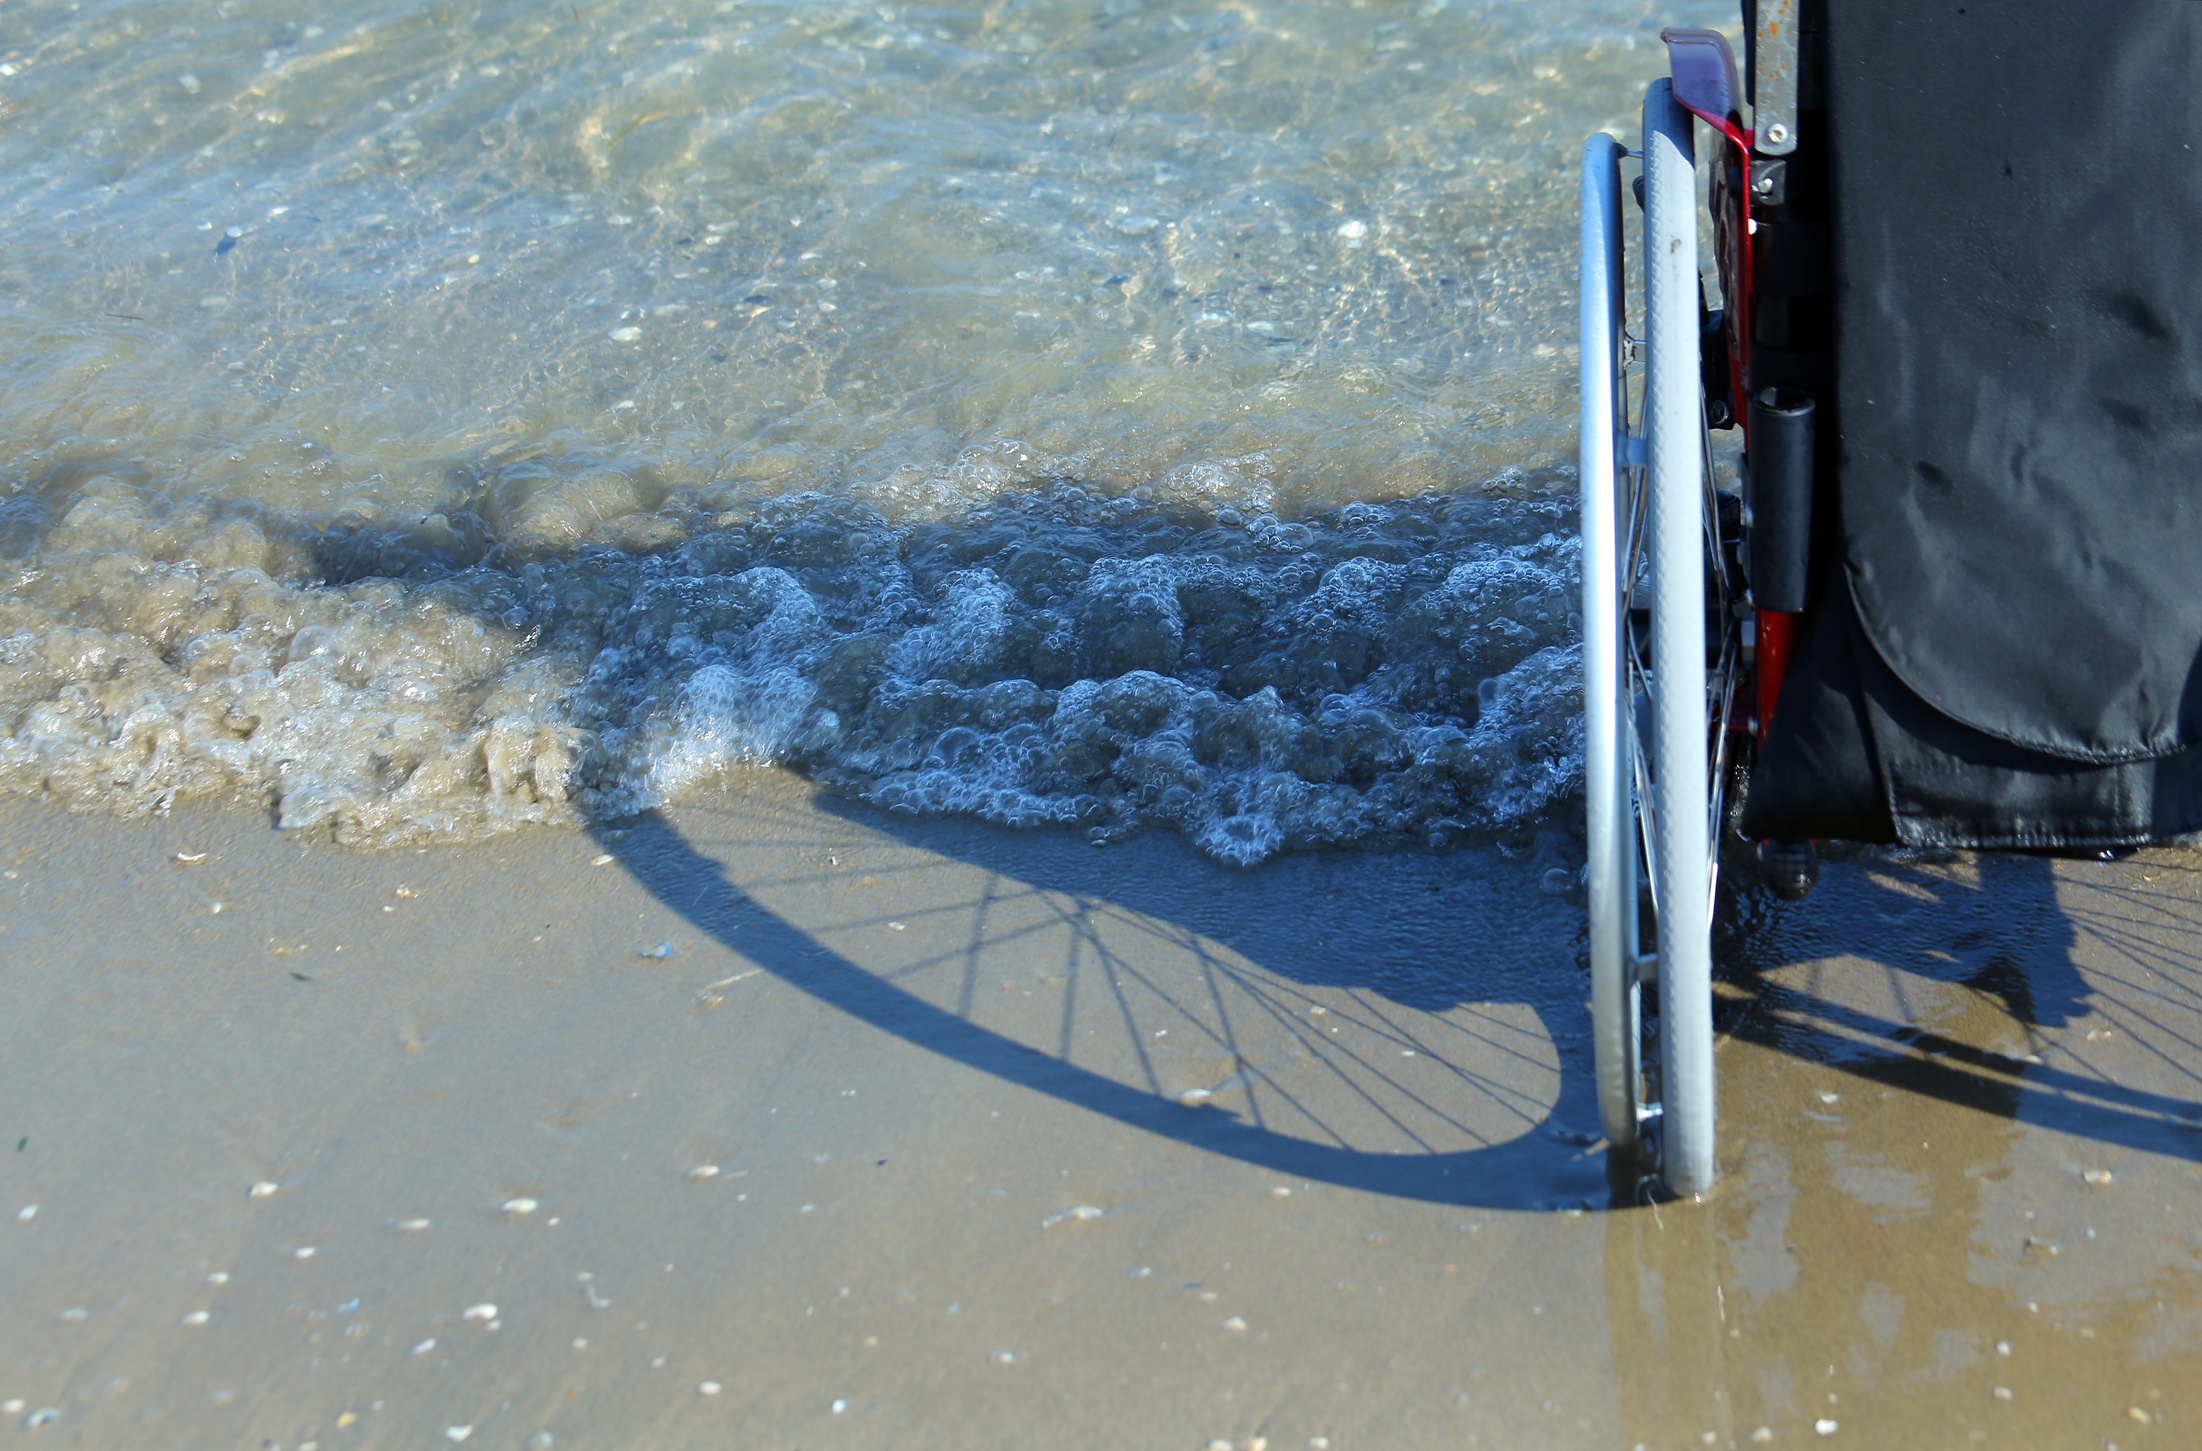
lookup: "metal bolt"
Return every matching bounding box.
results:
[1753,173,1775,195]
[1765,123,1791,146]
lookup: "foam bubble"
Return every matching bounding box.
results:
[0,472,1584,861]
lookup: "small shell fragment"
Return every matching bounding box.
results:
[638,941,674,959]
[502,1198,539,1215]
[175,851,208,863]
[25,1409,59,1428]
[2082,1168,2114,1185]
[411,1338,437,1356]
[698,1382,721,1396]
[249,1181,280,1199]
[446,1427,473,1443]
[591,854,614,865]
[463,1303,497,1322]
[15,1205,35,1222]
[292,1246,317,1259]
[1815,1420,1838,1436]
[397,1219,432,1232]
[1223,1316,1248,1332]
[181,1311,210,1326]
[688,1165,721,1180]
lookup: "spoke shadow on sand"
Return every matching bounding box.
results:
[599,794,1620,1211]
[600,795,2202,1214]
[1717,851,2202,1163]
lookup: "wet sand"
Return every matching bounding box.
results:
[3,780,2199,1448]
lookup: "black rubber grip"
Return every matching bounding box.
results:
[1747,387,1816,613]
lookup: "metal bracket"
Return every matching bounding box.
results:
[1754,0,1800,155]
[1748,157,1788,208]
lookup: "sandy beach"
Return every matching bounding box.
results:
[4,779,2198,1449]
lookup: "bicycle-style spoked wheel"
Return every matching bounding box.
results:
[1580,79,1745,1198]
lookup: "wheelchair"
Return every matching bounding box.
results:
[1580,2,2202,1196]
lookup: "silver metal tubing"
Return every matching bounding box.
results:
[1578,128,1637,1154]
[1642,78,1717,1197]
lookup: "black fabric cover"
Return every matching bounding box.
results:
[1745,0,2202,846]
[1742,583,2202,849]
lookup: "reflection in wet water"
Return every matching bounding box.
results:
[1606,851,2202,1447]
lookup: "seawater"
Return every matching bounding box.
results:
[0,0,1732,861]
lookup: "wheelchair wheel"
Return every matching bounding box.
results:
[1579,79,1746,1198]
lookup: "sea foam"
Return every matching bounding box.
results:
[0,471,1583,862]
